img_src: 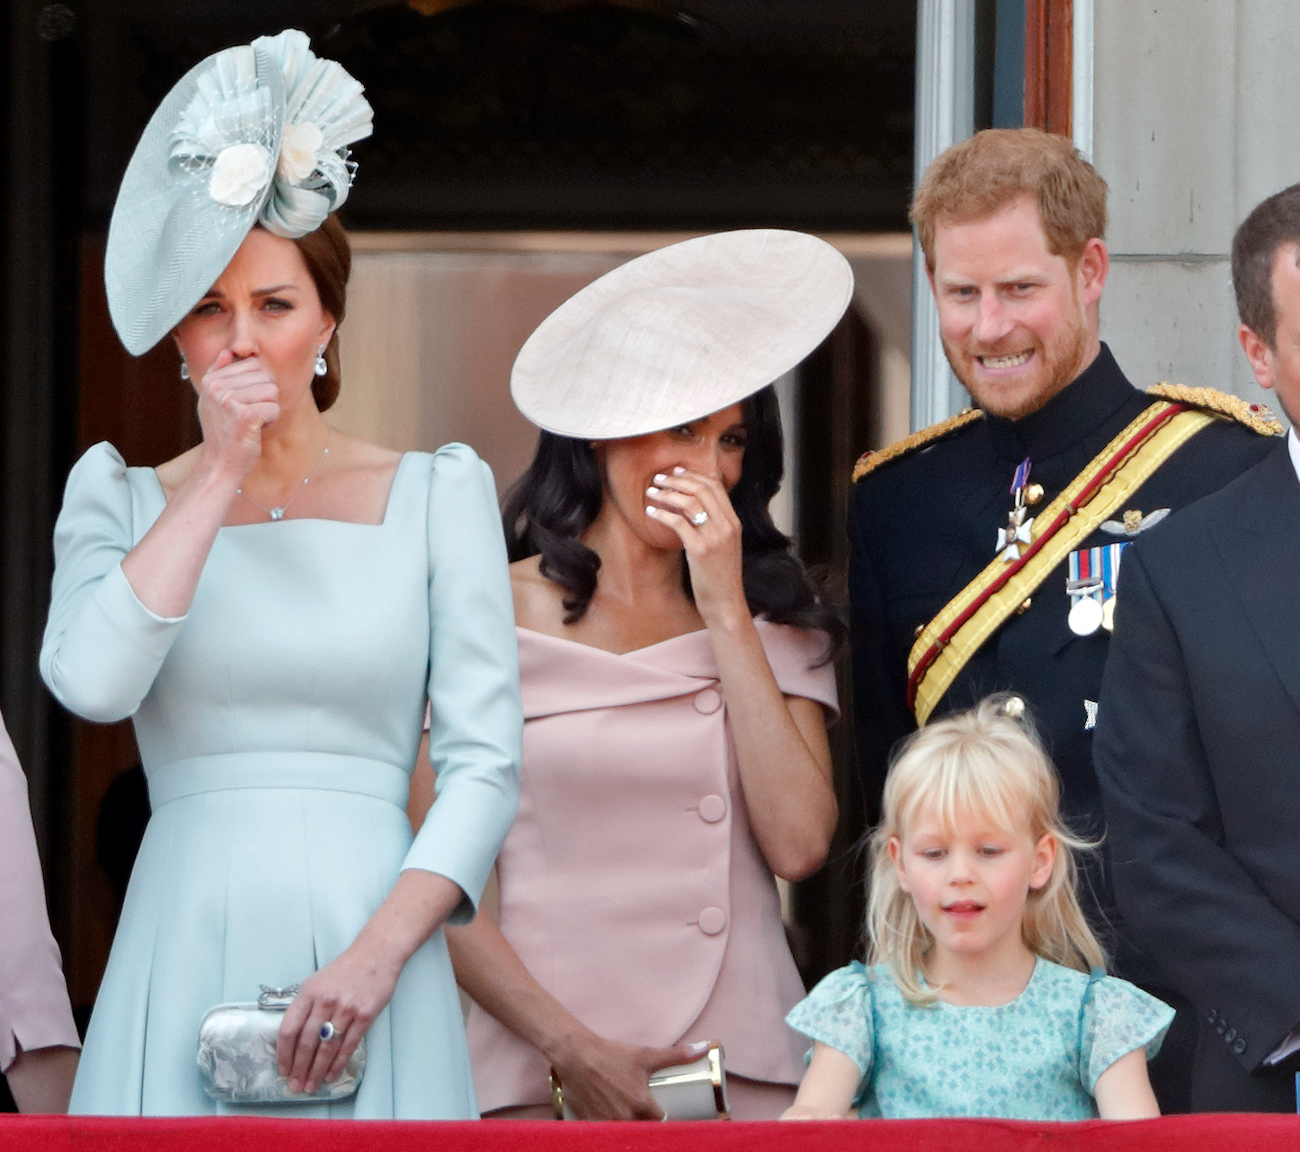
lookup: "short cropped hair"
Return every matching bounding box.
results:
[911,128,1108,271]
[1231,184,1300,351]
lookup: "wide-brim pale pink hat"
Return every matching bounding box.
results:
[510,229,854,439]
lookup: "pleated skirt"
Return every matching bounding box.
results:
[70,752,475,1118]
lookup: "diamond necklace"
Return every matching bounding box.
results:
[236,428,332,521]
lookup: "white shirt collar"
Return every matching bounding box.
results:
[1289,426,1300,485]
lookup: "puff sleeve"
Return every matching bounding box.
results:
[401,443,522,922]
[40,443,187,722]
[786,961,876,1077]
[1079,975,1174,1092]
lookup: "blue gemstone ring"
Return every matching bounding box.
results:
[319,1022,339,1042]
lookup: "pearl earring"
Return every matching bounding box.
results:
[179,361,190,381]
[314,346,328,377]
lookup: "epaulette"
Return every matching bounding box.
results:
[851,408,984,482]
[1148,382,1285,437]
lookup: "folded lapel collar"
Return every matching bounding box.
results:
[1212,444,1300,717]
[517,627,720,719]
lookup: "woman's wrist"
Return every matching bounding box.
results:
[349,870,462,980]
[538,1016,599,1069]
[701,601,757,640]
[341,927,408,984]
[191,443,250,494]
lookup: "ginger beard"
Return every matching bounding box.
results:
[941,278,1090,420]
[929,197,1102,421]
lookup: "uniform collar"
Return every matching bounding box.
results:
[983,343,1137,463]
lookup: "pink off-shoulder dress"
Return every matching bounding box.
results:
[466,621,838,1117]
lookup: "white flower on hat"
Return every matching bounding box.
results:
[209,142,272,206]
[254,28,373,236]
[277,121,323,185]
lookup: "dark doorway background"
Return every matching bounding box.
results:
[79,2,916,233]
[2,0,917,1043]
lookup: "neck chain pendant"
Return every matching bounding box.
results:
[995,457,1035,562]
[237,428,332,522]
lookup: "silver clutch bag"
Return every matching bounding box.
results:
[197,984,366,1104]
[550,1041,730,1120]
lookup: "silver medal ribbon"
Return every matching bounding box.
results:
[1067,543,1128,636]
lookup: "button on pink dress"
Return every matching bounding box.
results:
[0,712,79,1072]
[466,621,838,1113]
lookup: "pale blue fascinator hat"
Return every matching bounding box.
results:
[105,29,373,356]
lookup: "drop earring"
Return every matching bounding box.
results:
[314,346,328,377]
[179,360,190,381]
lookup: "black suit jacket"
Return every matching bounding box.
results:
[1096,441,1300,1111]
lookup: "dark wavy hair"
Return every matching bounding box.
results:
[502,386,846,659]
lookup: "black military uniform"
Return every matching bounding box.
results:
[850,344,1276,834]
[849,343,1280,1110]
[850,343,1278,952]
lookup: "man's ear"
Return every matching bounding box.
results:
[1076,237,1109,307]
[1238,323,1277,392]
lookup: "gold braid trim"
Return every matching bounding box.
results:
[907,402,1217,725]
[851,408,984,482]
[1148,383,1284,437]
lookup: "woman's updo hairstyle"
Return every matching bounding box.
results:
[290,214,351,412]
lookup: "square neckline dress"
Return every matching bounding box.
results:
[41,441,522,1118]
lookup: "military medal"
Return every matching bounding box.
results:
[1067,543,1128,636]
[1067,590,1104,635]
[1066,547,1102,635]
[1100,542,1126,631]
[996,458,1035,562]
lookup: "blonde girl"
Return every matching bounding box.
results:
[782,696,1172,1121]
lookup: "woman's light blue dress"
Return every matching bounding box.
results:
[41,442,522,1118]
[787,958,1173,1119]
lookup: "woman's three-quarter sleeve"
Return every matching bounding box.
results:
[40,443,187,722]
[402,443,522,922]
